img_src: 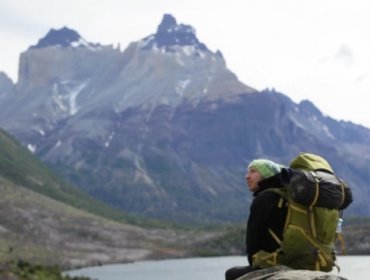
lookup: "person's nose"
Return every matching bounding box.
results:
[245,174,250,183]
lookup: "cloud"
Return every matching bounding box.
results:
[334,44,354,67]
[318,44,354,68]
[356,73,368,83]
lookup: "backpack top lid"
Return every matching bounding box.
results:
[290,153,334,174]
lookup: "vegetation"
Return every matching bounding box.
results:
[0,260,90,280]
[192,224,245,256]
[0,129,171,229]
[192,219,370,257]
[343,216,370,226]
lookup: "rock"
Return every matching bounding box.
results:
[238,266,348,280]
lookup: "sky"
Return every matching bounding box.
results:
[1,0,370,128]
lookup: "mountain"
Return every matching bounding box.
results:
[0,128,224,268]
[0,72,14,98]
[29,26,98,49]
[0,128,143,223]
[0,14,369,224]
[142,14,210,51]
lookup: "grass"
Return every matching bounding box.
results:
[0,260,91,280]
[0,129,171,229]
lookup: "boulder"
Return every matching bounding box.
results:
[238,266,348,280]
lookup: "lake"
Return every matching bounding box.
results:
[66,255,370,279]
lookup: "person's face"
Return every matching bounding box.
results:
[245,167,264,192]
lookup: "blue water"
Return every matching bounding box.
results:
[66,255,370,280]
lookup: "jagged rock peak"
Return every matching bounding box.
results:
[29,27,99,50]
[299,99,323,116]
[141,14,209,52]
[157,14,178,33]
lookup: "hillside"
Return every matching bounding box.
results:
[0,128,224,268]
[0,175,196,268]
[0,128,143,226]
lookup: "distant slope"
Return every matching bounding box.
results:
[0,174,198,268]
[0,128,223,268]
[0,128,152,226]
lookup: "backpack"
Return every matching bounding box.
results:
[252,153,353,272]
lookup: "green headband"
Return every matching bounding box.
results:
[248,159,281,178]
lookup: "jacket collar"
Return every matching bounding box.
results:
[253,173,282,197]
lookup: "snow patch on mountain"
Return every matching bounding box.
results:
[70,38,103,52]
[52,80,88,116]
[34,129,45,136]
[176,80,190,97]
[68,82,88,115]
[140,37,209,58]
[182,46,197,56]
[52,84,67,112]
[104,132,115,148]
[27,144,36,153]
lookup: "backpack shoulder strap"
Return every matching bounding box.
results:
[262,188,289,245]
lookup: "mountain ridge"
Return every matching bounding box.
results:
[29,26,102,50]
[142,13,209,52]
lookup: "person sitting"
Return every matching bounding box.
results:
[225,159,287,280]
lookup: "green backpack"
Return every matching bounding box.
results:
[252,153,352,272]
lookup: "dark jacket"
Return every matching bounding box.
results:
[246,174,287,265]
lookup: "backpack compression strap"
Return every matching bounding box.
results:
[308,171,320,209]
[311,172,347,255]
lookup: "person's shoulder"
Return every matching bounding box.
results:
[251,190,282,211]
[255,188,284,202]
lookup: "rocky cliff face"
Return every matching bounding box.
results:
[0,72,14,98]
[0,14,368,223]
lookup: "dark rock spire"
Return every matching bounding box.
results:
[142,14,209,51]
[30,27,82,49]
